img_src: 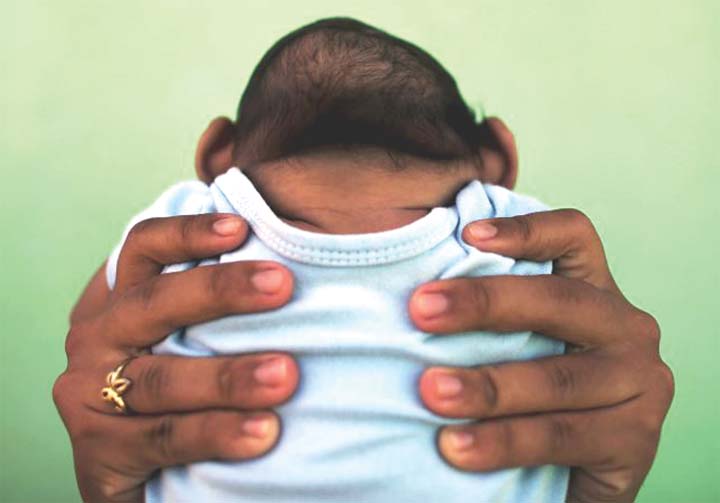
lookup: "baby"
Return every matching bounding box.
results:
[107,18,568,503]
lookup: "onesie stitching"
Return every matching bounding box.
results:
[213,168,459,266]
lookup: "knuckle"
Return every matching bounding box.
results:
[513,214,534,243]
[125,218,156,247]
[594,469,638,501]
[64,318,102,359]
[544,275,584,312]
[549,416,576,452]
[637,412,663,445]
[563,208,593,231]
[96,475,133,502]
[472,367,501,413]
[634,310,662,344]
[547,361,576,400]
[52,372,71,409]
[494,421,516,465]
[64,324,85,358]
[146,416,179,462]
[133,276,160,313]
[178,216,199,256]
[656,362,676,403]
[179,216,195,244]
[466,280,492,319]
[623,417,661,469]
[562,208,601,245]
[136,359,169,402]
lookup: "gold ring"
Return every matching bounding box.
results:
[101,358,134,414]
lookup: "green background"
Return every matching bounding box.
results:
[2,1,718,501]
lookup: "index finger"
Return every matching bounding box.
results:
[115,213,249,292]
[462,209,619,293]
[102,260,294,349]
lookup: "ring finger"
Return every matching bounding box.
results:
[87,353,300,415]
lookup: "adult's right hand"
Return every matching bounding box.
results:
[53,214,299,503]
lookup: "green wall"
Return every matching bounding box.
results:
[2,1,718,501]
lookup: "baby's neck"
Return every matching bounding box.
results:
[240,150,481,234]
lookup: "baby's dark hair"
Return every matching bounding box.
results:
[234,17,496,166]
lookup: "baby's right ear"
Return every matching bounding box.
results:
[476,117,519,190]
[195,117,237,183]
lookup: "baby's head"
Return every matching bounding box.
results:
[196,17,518,189]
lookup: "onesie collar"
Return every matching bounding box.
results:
[213,167,488,266]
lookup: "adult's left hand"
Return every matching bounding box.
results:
[408,209,674,503]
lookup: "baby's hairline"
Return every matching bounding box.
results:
[234,144,483,174]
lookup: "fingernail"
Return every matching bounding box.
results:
[415,292,449,318]
[254,357,288,385]
[213,217,243,236]
[467,222,498,240]
[446,429,475,451]
[434,373,463,398]
[251,269,285,294]
[242,415,273,438]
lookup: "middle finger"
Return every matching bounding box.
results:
[419,350,641,420]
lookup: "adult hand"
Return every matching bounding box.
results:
[409,209,674,502]
[53,214,299,503]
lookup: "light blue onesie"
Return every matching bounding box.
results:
[107,167,569,503]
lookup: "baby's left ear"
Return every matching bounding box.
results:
[195,117,237,183]
[476,117,518,189]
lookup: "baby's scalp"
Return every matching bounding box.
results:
[194,17,521,232]
[230,17,488,170]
